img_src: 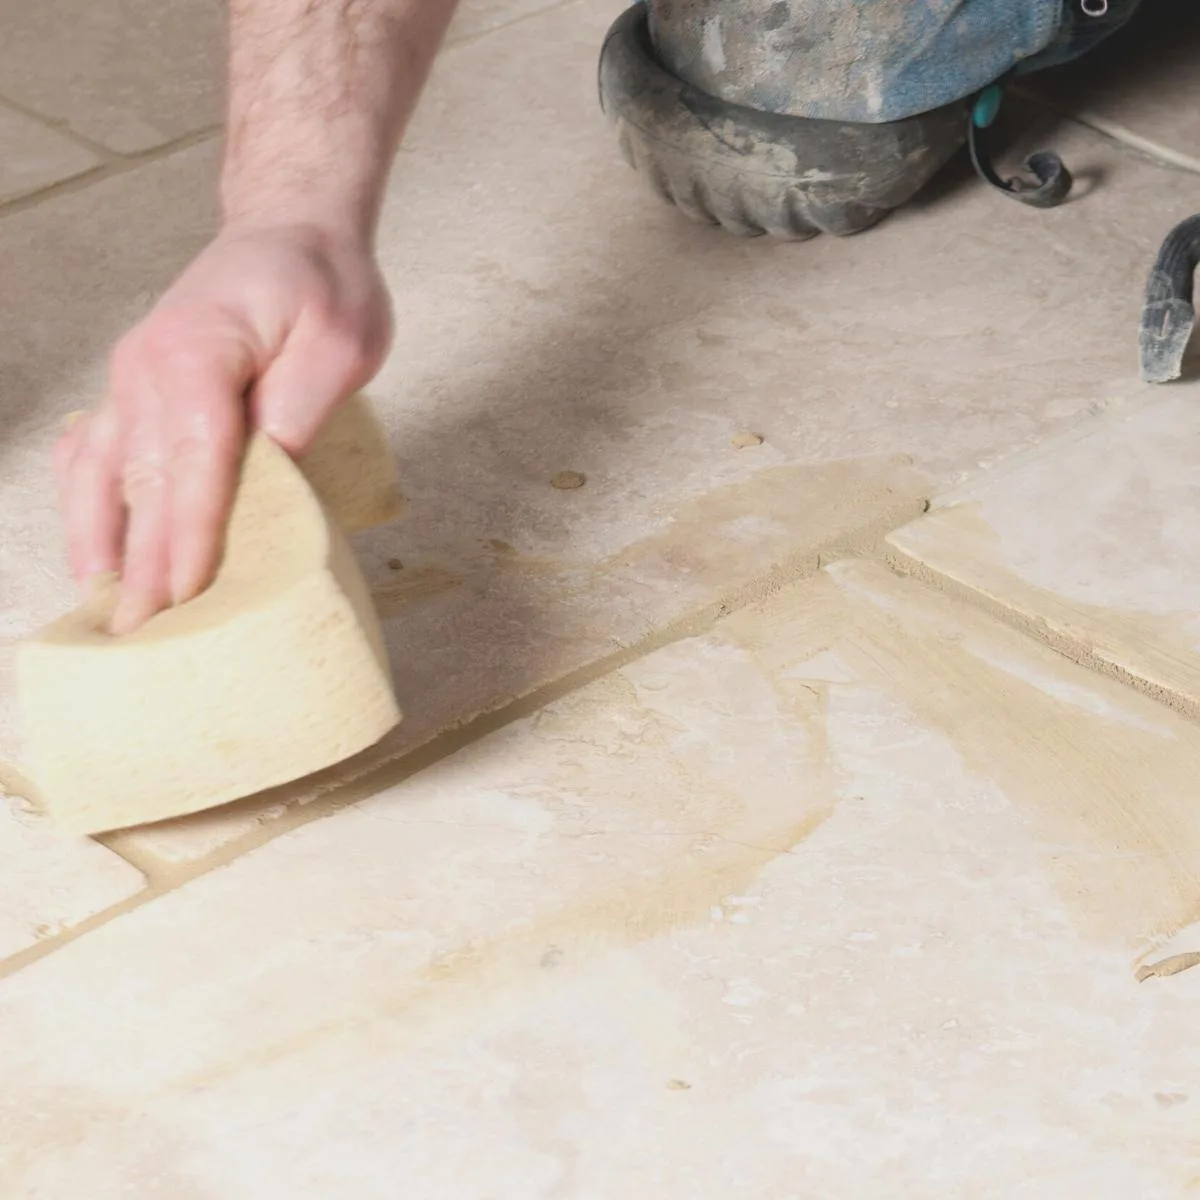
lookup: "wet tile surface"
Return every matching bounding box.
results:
[888,394,1200,716]
[0,0,1189,863]
[0,795,145,962]
[2,1,1200,1191]
[2,563,1198,1197]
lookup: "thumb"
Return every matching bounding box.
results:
[250,308,381,456]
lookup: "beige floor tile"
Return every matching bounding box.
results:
[3,0,1200,868]
[0,794,145,962]
[0,0,572,158]
[2,562,1199,1198]
[1033,0,1200,172]
[887,394,1200,716]
[0,105,99,204]
[116,452,928,864]
[0,0,224,154]
[449,0,572,41]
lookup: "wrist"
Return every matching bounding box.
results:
[219,171,383,248]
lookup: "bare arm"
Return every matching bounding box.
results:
[59,0,459,634]
[223,0,458,236]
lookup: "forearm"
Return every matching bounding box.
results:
[221,0,458,238]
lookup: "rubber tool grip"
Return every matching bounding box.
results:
[1140,213,1200,384]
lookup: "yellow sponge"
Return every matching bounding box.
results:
[17,395,402,835]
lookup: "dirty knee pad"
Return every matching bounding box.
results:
[598,4,966,239]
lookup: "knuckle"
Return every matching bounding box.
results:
[322,320,378,382]
[174,398,243,461]
[139,319,206,373]
[113,308,235,384]
[122,456,169,501]
[169,430,235,474]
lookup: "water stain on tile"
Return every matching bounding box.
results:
[1137,953,1200,982]
[888,500,1200,722]
[107,455,929,869]
[116,637,840,1106]
[0,766,42,814]
[371,565,464,617]
[0,1082,211,1200]
[168,804,832,1104]
[730,432,764,449]
[594,456,926,597]
[731,561,1200,952]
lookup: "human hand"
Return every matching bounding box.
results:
[55,221,392,634]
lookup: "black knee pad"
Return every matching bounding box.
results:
[598,3,967,239]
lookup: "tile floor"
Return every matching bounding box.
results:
[2,0,1200,1194]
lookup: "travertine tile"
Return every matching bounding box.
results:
[0,105,99,204]
[2,562,1198,1197]
[449,0,572,41]
[3,0,1199,867]
[0,0,224,154]
[887,394,1200,715]
[117,453,928,863]
[0,0,568,158]
[1034,0,1200,172]
[0,794,145,962]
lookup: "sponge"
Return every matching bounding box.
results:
[17,396,402,835]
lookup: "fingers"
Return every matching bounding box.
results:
[54,406,124,584]
[110,452,172,636]
[59,322,251,636]
[164,395,244,607]
[114,333,250,633]
[55,227,390,635]
[105,355,173,635]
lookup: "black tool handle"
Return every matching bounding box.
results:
[1140,213,1200,384]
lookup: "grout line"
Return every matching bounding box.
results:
[12,390,1196,966]
[0,0,580,221]
[1061,111,1200,177]
[1013,86,1200,177]
[922,383,1163,513]
[9,405,1198,979]
[0,125,223,219]
[0,0,1189,964]
[1,485,932,977]
[876,541,1200,726]
[0,884,176,980]
[0,91,123,164]
[1068,112,1200,176]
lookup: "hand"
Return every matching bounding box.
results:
[55,221,392,634]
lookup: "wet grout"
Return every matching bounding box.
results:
[1,0,1194,979]
[4,482,929,977]
[9,385,1191,978]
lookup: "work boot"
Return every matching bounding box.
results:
[598,0,1142,239]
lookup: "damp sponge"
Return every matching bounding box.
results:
[17,395,402,835]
